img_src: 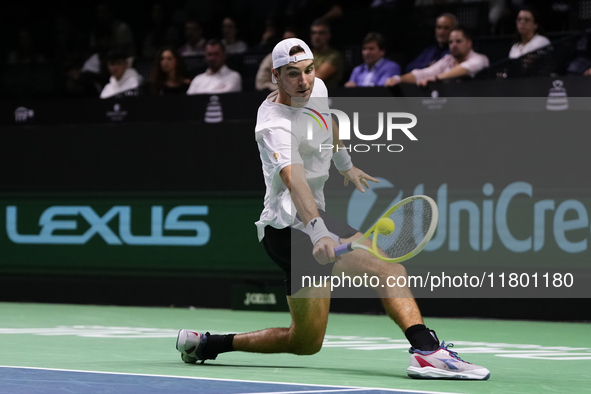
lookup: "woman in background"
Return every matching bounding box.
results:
[221,17,247,54]
[509,7,550,59]
[149,46,190,95]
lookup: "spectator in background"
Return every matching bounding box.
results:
[52,15,84,72]
[405,13,457,73]
[221,17,248,54]
[80,26,113,76]
[286,0,345,33]
[569,30,591,76]
[142,3,181,59]
[187,39,242,94]
[256,28,298,91]
[386,27,489,87]
[309,19,343,89]
[345,32,400,87]
[179,19,206,57]
[149,46,191,95]
[65,26,113,97]
[258,18,281,52]
[6,28,46,64]
[509,7,550,59]
[100,50,143,98]
[90,2,135,57]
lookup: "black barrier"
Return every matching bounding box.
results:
[4,76,591,125]
[3,76,591,193]
[0,120,264,192]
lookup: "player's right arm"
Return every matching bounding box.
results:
[280,164,337,265]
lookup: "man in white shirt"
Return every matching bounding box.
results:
[385,27,489,87]
[176,37,491,381]
[100,51,143,99]
[186,40,242,95]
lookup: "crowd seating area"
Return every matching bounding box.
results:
[3,0,591,99]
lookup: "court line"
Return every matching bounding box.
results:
[237,389,368,394]
[0,365,463,394]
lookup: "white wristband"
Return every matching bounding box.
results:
[332,149,353,172]
[305,217,331,245]
[392,75,401,82]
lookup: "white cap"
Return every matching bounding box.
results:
[271,38,314,83]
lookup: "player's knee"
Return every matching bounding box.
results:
[293,338,323,355]
[290,332,324,355]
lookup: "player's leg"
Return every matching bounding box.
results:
[333,232,424,329]
[233,290,330,355]
[334,232,489,380]
[176,285,330,361]
[176,225,332,361]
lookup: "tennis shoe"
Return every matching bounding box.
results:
[407,341,490,380]
[176,329,214,364]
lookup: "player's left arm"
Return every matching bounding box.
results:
[331,117,379,193]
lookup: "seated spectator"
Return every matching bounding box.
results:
[385,27,489,87]
[286,0,345,33]
[567,30,591,76]
[221,17,248,54]
[309,19,343,89]
[187,39,241,95]
[100,50,143,98]
[258,18,280,52]
[255,28,298,91]
[509,7,550,59]
[142,3,181,59]
[149,46,191,95]
[90,2,136,57]
[345,32,400,87]
[66,26,112,97]
[52,15,84,72]
[7,28,46,64]
[179,19,206,57]
[405,13,457,73]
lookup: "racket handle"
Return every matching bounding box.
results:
[334,243,353,256]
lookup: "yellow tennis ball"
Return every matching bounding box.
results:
[376,218,395,235]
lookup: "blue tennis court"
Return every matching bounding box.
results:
[0,367,460,394]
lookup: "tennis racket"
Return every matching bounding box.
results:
[334,195,438,263]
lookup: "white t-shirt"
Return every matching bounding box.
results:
[100,68,142,99]
[81,53,101,74]
[254,77,332,240]
[509,35,551,59]
[411,50,489,81]
[186,65,242,95]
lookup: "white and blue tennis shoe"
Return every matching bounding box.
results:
[407,342,490,380]
[176,329,212,364]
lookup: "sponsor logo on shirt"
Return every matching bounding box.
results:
[303,107,328,131]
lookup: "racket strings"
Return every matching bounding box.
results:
[374,199,433,259]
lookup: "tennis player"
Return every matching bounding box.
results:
[177,38,490,380]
